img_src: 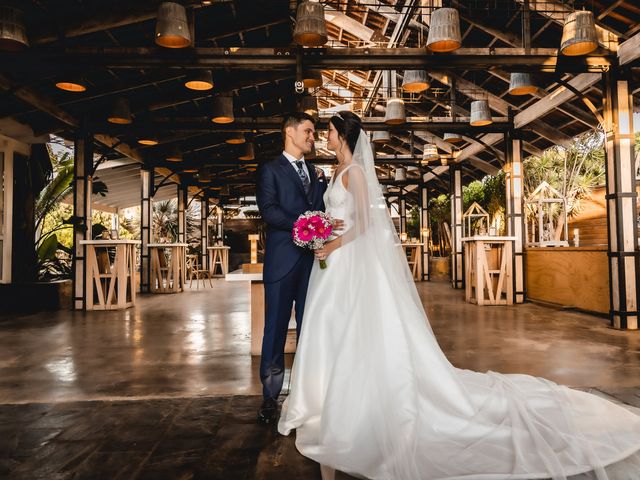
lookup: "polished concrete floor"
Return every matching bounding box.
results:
[1,279,639,479]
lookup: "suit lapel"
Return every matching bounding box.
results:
[305,161,318,201]
[278,154,306,197]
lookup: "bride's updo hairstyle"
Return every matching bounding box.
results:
[329,111,362,155]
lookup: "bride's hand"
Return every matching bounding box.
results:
[315,238,341,260]
[314,247,327,261]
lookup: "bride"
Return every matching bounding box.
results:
[277,111,640,480]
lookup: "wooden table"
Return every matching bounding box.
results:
[402,243,424,281]
[80,240,140,310]
[208,245,230,277]
[463,236,516,306]
[148,243,188,293]
[225,269,297,355]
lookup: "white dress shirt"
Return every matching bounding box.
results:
[282,150,310,180]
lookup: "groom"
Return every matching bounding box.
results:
[256,112,328,424]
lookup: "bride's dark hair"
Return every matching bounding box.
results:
[329,111,362,155]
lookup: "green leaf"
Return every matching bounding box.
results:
[37,234,59,262]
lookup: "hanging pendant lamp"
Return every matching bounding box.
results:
[293,1,328,47]
[469,100,492,126]
[211,96,234,124]
[0,6,29,51]
[107,97,133,124]
[426,8,461,53]
[384,98,406,125]
[402,70,430,93]
[508,73,538,95]
[225,132,245,145]
[372,130,391,145]
[184,70,214,90]
[155,2,192,48]
[560,10,598,56]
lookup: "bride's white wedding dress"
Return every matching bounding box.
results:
[278,132,640,480]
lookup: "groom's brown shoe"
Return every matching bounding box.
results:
[257,398,278,425]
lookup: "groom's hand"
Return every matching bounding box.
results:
[332,218,344,232]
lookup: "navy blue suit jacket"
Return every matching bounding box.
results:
[256,154,326,284]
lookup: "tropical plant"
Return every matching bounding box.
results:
[143,199,199,242]
[36,146,108,280]
[523,131,605,240]
[428,194,451,257]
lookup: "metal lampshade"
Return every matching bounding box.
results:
[137,136,159,146]
[508,73,537,95]
[426,8,461,53]
[303,70,323,89]
[239,143,255,161]
[402,70,430,93]
[372,130,391,145]
[394,166,407,182]
[443,132,464,144]
[293,1,328,47]
[184,70,214,90]
[0,6,29,51]
[469,100,492,126]
[198,168,212,183]
[225,132,245,144]
[300,95,319,121]
[211,96,234,124]
[55,77,87,92]
[384,98,406,125]
[107,97,133,124]
[155,2,191,48]
[422,143,439,163]
[561,10,598,56]
[166,149,183,162]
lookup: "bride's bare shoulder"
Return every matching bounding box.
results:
[341,164,365,189]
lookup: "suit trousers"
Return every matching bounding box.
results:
[260,253,313,400]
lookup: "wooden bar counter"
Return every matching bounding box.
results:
[225,269,297,355]
[80,240,140,310]
[525,246,609,314]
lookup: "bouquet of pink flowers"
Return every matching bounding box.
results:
[292,211,333,269]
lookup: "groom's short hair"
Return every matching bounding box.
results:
[281,112,316,141]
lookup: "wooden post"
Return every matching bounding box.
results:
[216,204,224,243]
[177,184,186,244]
[140,168,153,293]
[450,164,463,289]
[0,147,13,283]
[603,72,639,330]
[399,188,407,237]
[73,134,93,310]
[420,184,430,281]
[200,196,209,270]
[505,135,525,303]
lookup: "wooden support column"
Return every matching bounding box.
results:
[216,206,224,244]
[73,134,93,310]
[140,168,153,293]
[420,184,430,281]
[200,196,209,269]
[399,188,407,237]
[505,135,526,303]
[603,72,639,330]
[450,164,463,289]
[177,184,186,243]
[0,147,13,283]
